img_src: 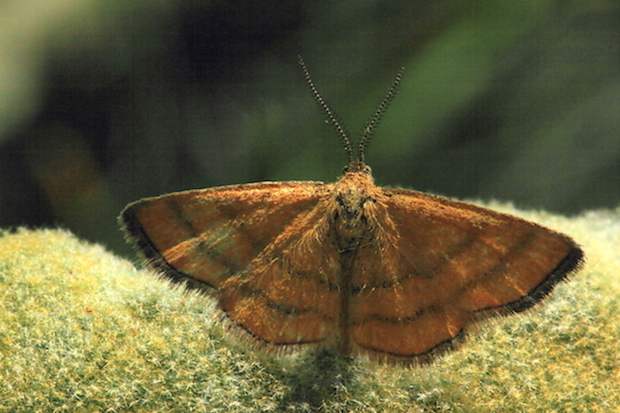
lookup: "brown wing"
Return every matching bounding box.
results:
[120,180,343,348]
[119,181,328,291]
[218,197,343,348]
[346,188,584,365]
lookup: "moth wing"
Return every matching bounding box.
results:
[218,196,343,348]
[348,188,583,364]
[120,181,328,292]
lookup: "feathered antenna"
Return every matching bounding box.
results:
[299,56,404,167]
[298,56,354,166]
[358,66,404,163]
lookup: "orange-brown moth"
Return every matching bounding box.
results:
[119,57,584,365]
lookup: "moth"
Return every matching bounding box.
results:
[120,58,583,365]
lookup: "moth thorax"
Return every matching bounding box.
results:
[333,185,373,251]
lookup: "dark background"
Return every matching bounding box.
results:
[1,0,619,255]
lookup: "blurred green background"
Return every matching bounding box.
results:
[1,0,619,255]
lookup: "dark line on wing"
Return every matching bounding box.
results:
[349,229,576,325]
[144,197,246,282]
[191,237,243,274]
[474,245,583,314]
[348,231,479,294]
[359,231,536,324]
[429,228,541,305]
[120,206,219,291]
[166,198,201,238]
[357,328,466,362]
[350,305,439,326]
[452,229,550,312]
[227,283,336,321]
[165,198,253,274]
[165,198,249,274]
[194,196,328,279]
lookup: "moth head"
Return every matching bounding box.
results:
[342,161,372,175]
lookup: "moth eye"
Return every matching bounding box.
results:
[342,162,372,174]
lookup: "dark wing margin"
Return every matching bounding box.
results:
[346,187,584,365]
[119,181,327,295]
